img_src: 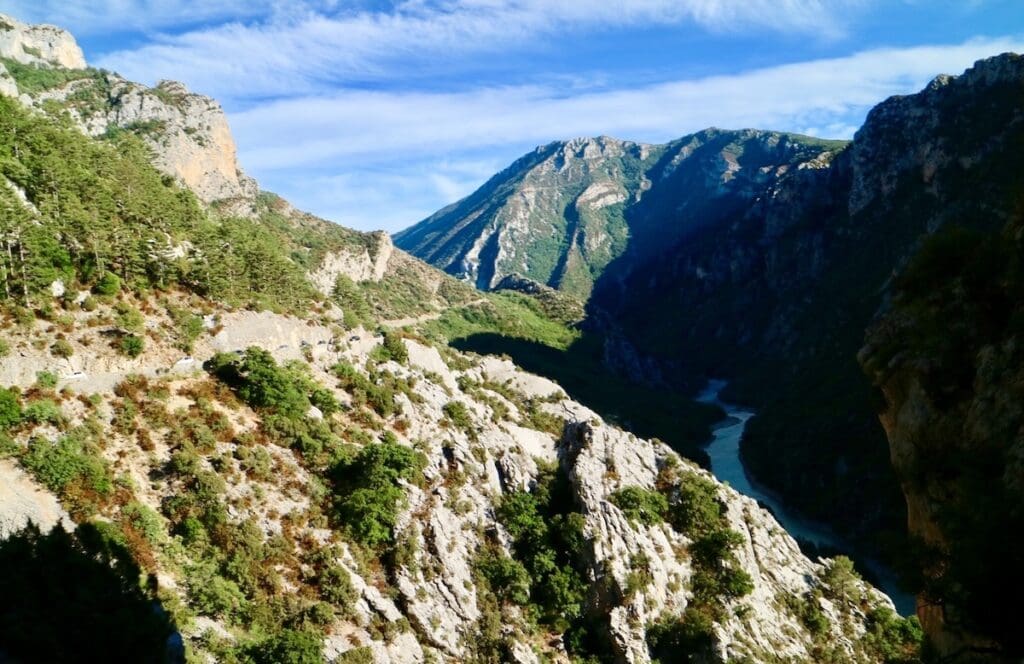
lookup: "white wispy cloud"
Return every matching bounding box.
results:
[237,37,1024,231]
[87,0,859,99]
[233,38,1024,168]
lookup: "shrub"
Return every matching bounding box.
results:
[119,334,144,358]
[190,570,248,619]
[210,348,310,418]
[236,629,325,664]
[22,399,64,426]
[51,338,74,358]
[609,486,668,526]
[115,303,145,332]
[0,338,9,357]
[378,332,409,364]
[646,607,716,662]
[861,606,923,663]
[475,545,531,605]
[93,271,121,296]
[495,464,589,633]
[821,556,863,605]
[317,561,357,607]
[35,370,58,390]
[668,472,723,536]
[22,431,111,516]
[443,400,473,431]
[0,389,21,429]
[331,441,426,548]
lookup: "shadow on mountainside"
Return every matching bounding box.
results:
[450,331,722,466]
[0,522,179,663]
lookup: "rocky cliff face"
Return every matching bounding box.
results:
[0,13,85,69]
[860,211,1024,660]
[0,16,256,210]
[396,136,657,297]
[397,131,844,301]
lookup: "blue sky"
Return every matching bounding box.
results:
[2,1,1023,233]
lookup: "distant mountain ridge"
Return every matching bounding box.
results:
[395,130,846,299]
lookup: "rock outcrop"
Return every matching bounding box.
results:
[0,13,85,69]
[309,232,394,294]
[0,15,256,210]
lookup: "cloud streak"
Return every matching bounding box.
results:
[90,0,859,99]
[233,38,1024,168]
[235,36,1024,231]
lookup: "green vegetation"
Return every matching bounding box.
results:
[494,462,602,655]
[0,94,339,313]
[442,400,473,431]
[644,462,754,661]
[609,486,668,526]
[0,57,106,95]
[22,428,112,517]
[0,388,21,429]
[330,440,426,549]
[209,348,316,419]
[374,331,409,364]
[235,628,324,664]
[119,333,145,357]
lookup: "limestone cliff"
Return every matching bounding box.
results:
[0,15,255,210]
[0,13,85,69]
[396,132,844,300]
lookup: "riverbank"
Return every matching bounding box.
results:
[696,380,916,615]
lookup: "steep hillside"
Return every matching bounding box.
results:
[395,131,844,300]
[861,215,1024,661]
[601,53,1024,561]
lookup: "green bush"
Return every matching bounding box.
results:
[609,486,668,526]
[443,400,473,431]
[119,334,145,358]
[190,569,248,619]
[51,338,74,358]
[668,472,723,536]
[496,464,589,633]
[22,430,111,516]
[475,545,531,606]
[93,271,121,296]
[22,399,64,426]
[821,556,863,605]
[861,606,924,663]
[0,338,10,357]
[35,370,58,390]
[0,389,21,429]
[378,332,409,364]
[331,441,426,548]
[646,607,716,663]
[210,348,310,418]
[236,629,325,664]
[115,303,144,332]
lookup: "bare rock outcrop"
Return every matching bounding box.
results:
[0,13,86,69]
